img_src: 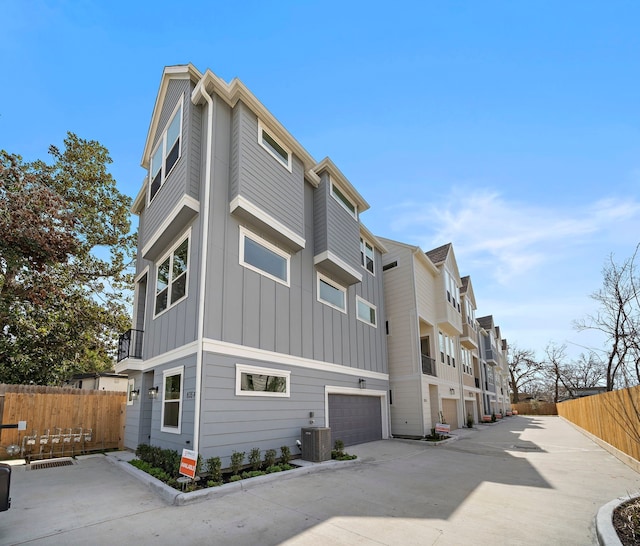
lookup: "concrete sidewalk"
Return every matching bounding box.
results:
[0,416,638,545]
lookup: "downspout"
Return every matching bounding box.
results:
[193,80,215,455]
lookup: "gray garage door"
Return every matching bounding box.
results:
[328,394,382,447]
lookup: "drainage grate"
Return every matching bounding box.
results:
[27,457,75,470]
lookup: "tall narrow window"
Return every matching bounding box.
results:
[360,238,375,274]
[155,235,189,316]
[161,366,183,433]
[149,99,183,202]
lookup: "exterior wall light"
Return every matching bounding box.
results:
[359,378,366,389]
[130,389,140,400]
[148,386,159,399]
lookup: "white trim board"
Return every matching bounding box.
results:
[203,338,388,381]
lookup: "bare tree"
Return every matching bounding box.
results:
[544,342,573,402]
[574,247,640,390]
[508,345,543,403]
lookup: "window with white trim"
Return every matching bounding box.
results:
[445,271,460,312]
[236,364,290,397]
[330,180,357,219]
[360,238,375,274]
[461,347,473,375]
[155,234,189,316]
[240,227,290,286]
[258,121,292,172]
[161,366,183,433]
[149,98,183,202]
[317,273,347,313]
[356,296,377,327]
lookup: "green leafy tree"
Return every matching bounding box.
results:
[0,133,135,385]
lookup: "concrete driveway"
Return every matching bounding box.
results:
[1,416,638,545]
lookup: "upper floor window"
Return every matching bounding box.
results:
[445,271,460,312]
[240,227,290,286]
[235,364,290,398]
[258,121,292,172]
[317,273,347,313]
[155,234,189,317]
[330,180,357,220]
[149,98,183,202]
[356,296,377,327]
[360,238,375,274]
[161,366,183,433]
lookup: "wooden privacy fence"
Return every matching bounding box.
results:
[511,401,558,415]
[557,385,640,463]
[0,384,126,460]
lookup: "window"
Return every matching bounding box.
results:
[360,238,375,274]
[317,273,347,313]
[149,98,183,202]
[356,296,377,327]
[236,364,290,397]
[155,235,189,316]
[330,180,357,219]
[127,378,135,406]
[461,348,469,374]
[439,331,445,363]
[258,121,292,171]
[240,227,290,285]
[383,261,398,272]
[161,366,183,433]
[445,271,460,312]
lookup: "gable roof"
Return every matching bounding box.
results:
[477,315,494,331]
[425,243,451,265]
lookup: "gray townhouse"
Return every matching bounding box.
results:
[116,64,390,466]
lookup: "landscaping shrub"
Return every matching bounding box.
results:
[205,456,222,484]
[230,450,245,475]
[264,448,277,467]
[280,445,291,465]
[249,447,261,471]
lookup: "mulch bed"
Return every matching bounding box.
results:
[613,496,640,545]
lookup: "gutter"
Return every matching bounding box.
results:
[192,80,215,454]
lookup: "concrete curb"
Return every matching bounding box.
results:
[105,451,361,506]
[596,494,636,546]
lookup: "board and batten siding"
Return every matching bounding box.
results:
[229,101,305,241]
[206,173,387,375]
[141,219,201,360]
[142,78,200,248]
[199,352,388,467]
[313,173,361,273]
[382,242,420,377]
[145,355,198,454]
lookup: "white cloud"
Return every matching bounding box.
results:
[389,188,640,284]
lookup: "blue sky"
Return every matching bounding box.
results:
[2,1,639,362]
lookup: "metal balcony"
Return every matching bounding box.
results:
[421,354,437,377]
[117,329,143,362]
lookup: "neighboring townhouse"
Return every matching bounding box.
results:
[379,239,484,435]
[116,64,389,466]
[477,316,511,417]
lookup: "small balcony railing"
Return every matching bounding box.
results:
[421,354,437,377]
[117,329,143,362]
